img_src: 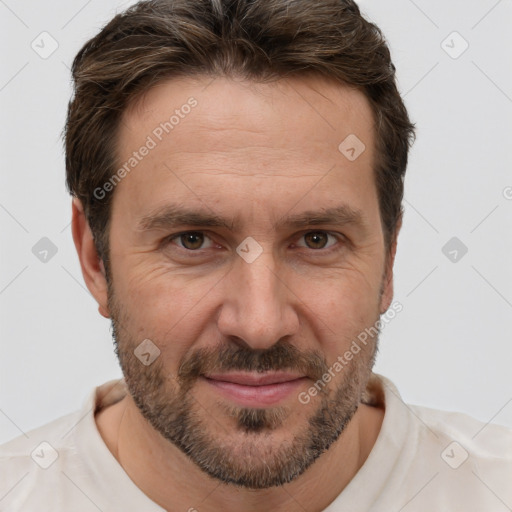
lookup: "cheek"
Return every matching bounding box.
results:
[111,242,384,361]
[295,271,381,352]
[112,261,223,354]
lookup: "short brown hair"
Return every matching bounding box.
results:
[65,0,415,265]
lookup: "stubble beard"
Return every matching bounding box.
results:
[107,282,379,489]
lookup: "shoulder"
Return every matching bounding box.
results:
[0,407,85,461]
[376,374,512,464]
[408,404,512,509]
[0,409,87,510]
[368,375,512,510]
[410,403,512,462]
[0,381,127,511]
[413,399,512,436]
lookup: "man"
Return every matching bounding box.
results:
[1,0,510,510]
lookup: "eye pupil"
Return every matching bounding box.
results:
[181,232,204,250]
[177,232,332,251]
[305,232,328,249]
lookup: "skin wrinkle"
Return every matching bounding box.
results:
[136,203,368,236]
[62,3,416,504]
[85,75,395,512]
[163,158,332,175]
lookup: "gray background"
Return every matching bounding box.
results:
[1,0,511,444]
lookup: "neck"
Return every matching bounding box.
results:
[95,393,384,511]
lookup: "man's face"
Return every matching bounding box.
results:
[105,75,393,488]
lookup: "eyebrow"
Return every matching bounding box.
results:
[282,205,365,230]
[137,204,366,233]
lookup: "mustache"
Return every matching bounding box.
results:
[177,340,329,387]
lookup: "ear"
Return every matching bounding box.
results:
[379,215,402,314]
[71,198,110,318]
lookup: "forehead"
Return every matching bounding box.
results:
[113,74,379,230]
[123,74,374,154]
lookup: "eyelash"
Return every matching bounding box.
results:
[164,230,345,255]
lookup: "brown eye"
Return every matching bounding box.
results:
[303,232,329,249]
[179,232,205,250]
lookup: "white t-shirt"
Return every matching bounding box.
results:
[1,374,511,511]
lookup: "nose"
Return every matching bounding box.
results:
[216,251,300,350]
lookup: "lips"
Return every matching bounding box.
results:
[202,372,306,407]
[204,371,304,386]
